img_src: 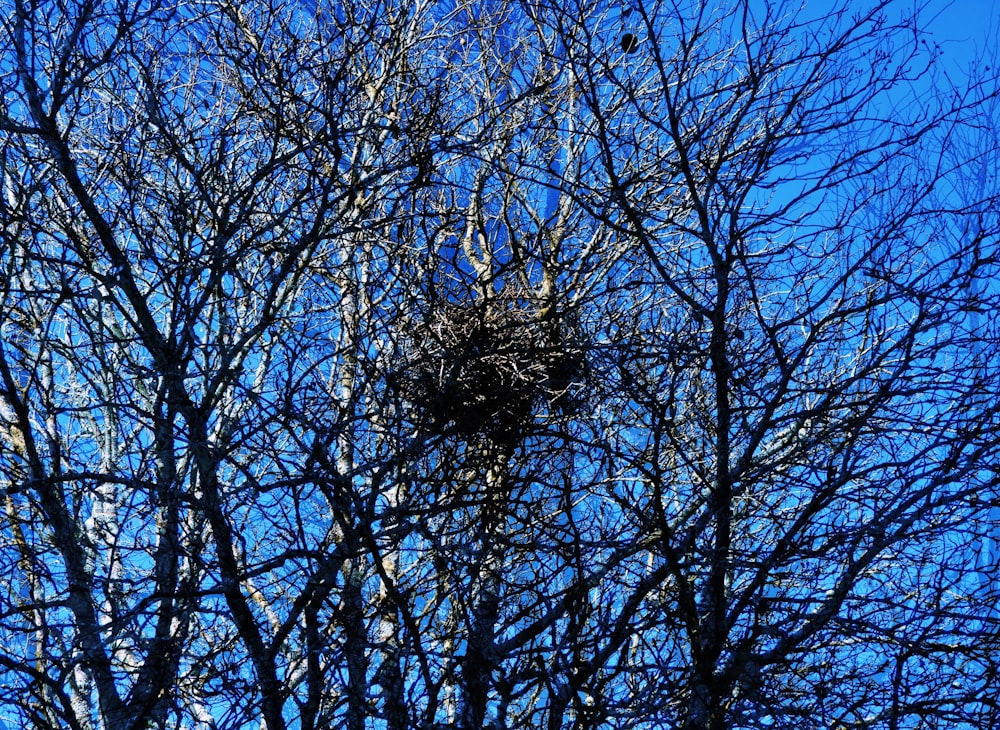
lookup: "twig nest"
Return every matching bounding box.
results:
[393,290,588,441]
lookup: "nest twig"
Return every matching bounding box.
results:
[393,290,587,442]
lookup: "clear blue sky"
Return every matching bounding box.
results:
[923,0,998,78]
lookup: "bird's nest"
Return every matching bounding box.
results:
[392,291,588,443]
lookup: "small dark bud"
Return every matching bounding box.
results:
[621,33,639,53]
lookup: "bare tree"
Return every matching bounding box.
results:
[551,1,1000,728]
[1,1,998,729]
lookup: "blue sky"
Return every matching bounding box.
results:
[924,0,998,78]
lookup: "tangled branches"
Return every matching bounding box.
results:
[393,290,588,443]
